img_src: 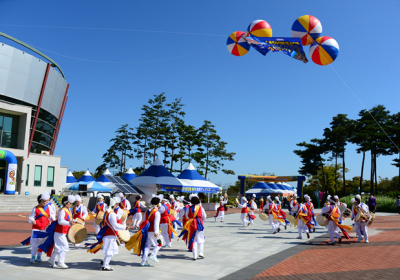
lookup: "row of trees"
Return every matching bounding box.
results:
[96,93,235,178]
[294,105,400,195]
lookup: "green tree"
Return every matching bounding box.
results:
[294,138,329,193]
[166,98,186,172]
[388,112,400,191]
[194,120,235,179]
[100,124,134,174]
[72,170,86,181]
[134,122,153,170]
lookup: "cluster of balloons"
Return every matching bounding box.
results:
[291,15,339,65]
[227,15,339,66]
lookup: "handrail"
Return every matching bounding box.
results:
[0,31,65,78]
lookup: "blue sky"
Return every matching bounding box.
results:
[1,0,400,188]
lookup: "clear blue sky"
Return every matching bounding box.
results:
[1,0,399,188]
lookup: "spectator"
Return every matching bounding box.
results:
[396,196,400,214]
[368,194,376,213]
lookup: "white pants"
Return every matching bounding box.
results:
[216,210,224,221]
[240,213,248,226]
[249,212,255,224]
[355,221,369,240]
[160,223,171,245]
[102,236,119,268]
[268,215,279,232]
[49,248,66,265]
[192,230,205,259]
[297,219,309,238]
[132,213,142,227]
[30,230,46,257]
[93,223,101,234]
[53,232,69,252]
[142,234,161,262]
[327,220,340,242]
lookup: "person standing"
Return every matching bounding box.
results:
[48,195,76,269]
[214,196,227,222]
[71,195,88,246]
[237,197,249,227]
[368,194,376,214]
[89,194,107,234]
[158,195,175,248]
[304,195,317,232]
[259,196,264,210]
[352,194,370,243]
[26,192,55,263]
[262,196,280,234]
[185,194,207,260]
[131,195,147,229]
[292,197,310,239]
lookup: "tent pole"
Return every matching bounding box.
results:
[208,193,210,203]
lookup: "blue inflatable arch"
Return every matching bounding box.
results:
[0,149,18,194]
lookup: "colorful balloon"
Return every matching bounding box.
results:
[226,31,250,56]
[309,36,339,65]
[291,15,322,46]
[247,20,272,38]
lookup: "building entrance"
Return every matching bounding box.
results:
[0,160,6,193]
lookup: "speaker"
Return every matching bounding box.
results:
[51,189,55,196]
[79,184,87,196]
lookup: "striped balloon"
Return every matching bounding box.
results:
[247,20,272,38]
[291,15,322,46]
[309,36,339,66]
[226,31,250,56]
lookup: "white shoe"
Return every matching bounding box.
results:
[365,240,369,243]
[296,236,302,239]
[140,261,150,266]
[58,263,68,269]
[164,244,172,248]
[357,237,363,242]
[30,257,35,264]
[149,256,159,263]
[48,259,57,267]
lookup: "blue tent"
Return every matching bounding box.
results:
[96,168,112,185]
[77,169,95,182]
[121,166,137,181]
[66,170,77,184]
[246,182,274,197]
[69,181,112,192]
[266,182,285,194]
[162,163,219,193]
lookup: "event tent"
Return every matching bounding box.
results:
[266,182,286,194]
[130,158,184,204]
[96,168,112,186]
[66,170,77,184]
[245,182,274,197]
[276,182,294,194]
[121,166,137,181]
[68,181,113,192]
[162,163,220,193]
[77,169,95,182]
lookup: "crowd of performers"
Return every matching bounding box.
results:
[22,190,372,270]
[22,191,206,270]
[234,192,371,245]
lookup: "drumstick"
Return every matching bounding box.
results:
[18,215,30,219]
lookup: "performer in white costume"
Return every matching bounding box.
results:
[237,197,249,227]
[131,195,147,229]
[215,196,227,222]
[185,194,207,260]
[351,194,370,243]
[89,194,107,234]
[263,196,280,234]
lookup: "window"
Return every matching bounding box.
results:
[34,165,42,186]
[0,113,19,149]
[47,166,54,187]
[26,164,29,186]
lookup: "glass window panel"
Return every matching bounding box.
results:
[0,116,3,131]
[3,116,12,132]
[34,165,42,186]
[38,109,57,127]
[32,132,51,147]
[30,142,49,154]
[47,166,54,187]
[26,164,29,186]
[1,131,11,148]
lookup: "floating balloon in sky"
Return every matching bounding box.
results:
[309,36,339,65]
[247,20,272,38]
[226,31,250,56]
[291,15,322,46]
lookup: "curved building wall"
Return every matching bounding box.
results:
[0,42,69,155]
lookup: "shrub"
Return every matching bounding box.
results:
[340,195,397,213]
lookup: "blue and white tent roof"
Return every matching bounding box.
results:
[77,169,95,182]
[96,168,112,186]
[66,170,77,184]
[130,158,184,187]
[266,182,285,194]
[68,181,113,192]
[121,166,137,181]
[172,163,220,193]
[246,182,274,195]
[279,182,295,193]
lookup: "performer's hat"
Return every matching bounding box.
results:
[189,193,198,200]
[334,195,339,200]
[67,195,76,204]
[118,192,124,198]
[356,194,361,200]
[252,194,256,198]
[114,197,121,203]
[351,198,355,203]
[40,191,50,201]
[220,196,224,200]
[304,195,310,201]
[75,195,82,202]
[170,194,174,199]
[293,194,298,198]
[97,193,104,199]
[152,194,156,198]
[109,198,116,209]
[242,197,248,202]
[275,196,280,201]
[267,195,271,201]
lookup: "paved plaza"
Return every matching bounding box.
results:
[0,211,399,280]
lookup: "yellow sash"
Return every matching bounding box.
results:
[180,205,200,241]
[63,208,72,221]
[271,203,285,224]
[294,205,308,227]
[330,206,353,231]
[126,208,157,253]
[36,206,49,218]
